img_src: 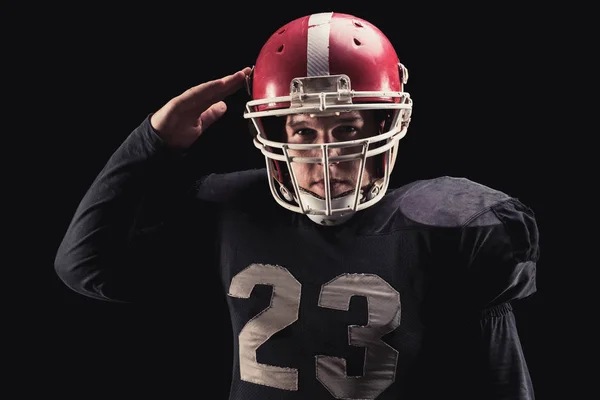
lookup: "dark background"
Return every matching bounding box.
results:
[7,2,582,399]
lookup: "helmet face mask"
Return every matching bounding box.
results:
[244,12,413,226]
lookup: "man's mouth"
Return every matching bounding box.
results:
[310,179,354,197]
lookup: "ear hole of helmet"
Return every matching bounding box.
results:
[373,109,395,176]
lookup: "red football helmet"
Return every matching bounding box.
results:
[244,12,413,225]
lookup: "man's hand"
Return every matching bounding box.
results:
[150,67,252,150]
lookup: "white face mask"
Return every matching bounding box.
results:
[245,74,413,226]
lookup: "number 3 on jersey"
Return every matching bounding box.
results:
[228,263,402,400]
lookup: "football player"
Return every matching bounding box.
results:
[55,12,540,400]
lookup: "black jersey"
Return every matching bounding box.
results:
[55,116,539,400]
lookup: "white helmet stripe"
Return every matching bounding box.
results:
[306,12,333,76]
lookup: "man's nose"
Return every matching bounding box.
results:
[313,131,342,164]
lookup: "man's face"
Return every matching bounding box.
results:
[284,110,380,199]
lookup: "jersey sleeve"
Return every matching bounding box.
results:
[460,197,539,313]
[460,198,539,399]
[54,115,217,304]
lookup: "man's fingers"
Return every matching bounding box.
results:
[199,101,228,132]
[179,67,252,113]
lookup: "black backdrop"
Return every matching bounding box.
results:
[7,2,576,399]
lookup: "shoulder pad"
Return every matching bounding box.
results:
[394,176,511,227]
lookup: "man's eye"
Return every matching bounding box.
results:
[295,129,315,136]
[336,126,358,135]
